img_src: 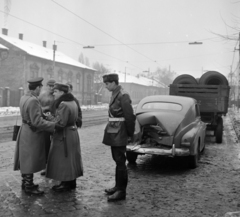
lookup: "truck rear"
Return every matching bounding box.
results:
[169,72,230,143]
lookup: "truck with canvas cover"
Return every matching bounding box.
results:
[169,71,230,143]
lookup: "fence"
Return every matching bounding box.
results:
[0,87,24,107]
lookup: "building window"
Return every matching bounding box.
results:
[87,75,91,93]
[68,71,73,83]
[29,63,39,78]
[47,66,54,79]
[76,73,81,92]
[58,68,63,82]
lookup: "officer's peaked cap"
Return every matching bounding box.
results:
[102,73,119,83]
[27,77,43,86]
[53,82,69,92]
[47,79,56,86]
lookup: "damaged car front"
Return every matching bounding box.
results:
[127,95,206,169]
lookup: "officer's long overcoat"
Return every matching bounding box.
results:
[13,91,55,174]
[46,93,83,181]
[103,85,136,146]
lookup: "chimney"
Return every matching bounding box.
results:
[2,28,8,35]
[19,33,23,40]
[43,40,47,47]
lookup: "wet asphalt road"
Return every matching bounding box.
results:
[0,115,240,217]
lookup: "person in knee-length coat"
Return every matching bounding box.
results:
[13,77,56,196]
[46,82,83,192]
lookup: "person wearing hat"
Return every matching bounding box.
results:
[13,77,56,196]
[102,73,136,202]
[46,82,83,192]
[66,82,82,128]
[38,79,56,176]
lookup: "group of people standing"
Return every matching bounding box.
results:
[13,73,136,202]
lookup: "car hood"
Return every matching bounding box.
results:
[136,111,184,136]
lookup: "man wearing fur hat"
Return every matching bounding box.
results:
[46,82,83,192]
[102,73,136,202]
[38,79,56,176]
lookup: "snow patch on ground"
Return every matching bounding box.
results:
[0,104,109,117]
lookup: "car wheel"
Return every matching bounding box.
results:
[126,151,138,164]
[189,143,200,169]
[215,117,223,144]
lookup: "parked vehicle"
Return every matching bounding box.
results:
[127,95,206,168]
[169,71,230,143]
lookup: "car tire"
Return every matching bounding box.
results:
[215,117,223,144]
[189,143,200,169]
[126,151,138,164]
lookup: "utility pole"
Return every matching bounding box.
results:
[125,67,126,82]
[52,41,57,71]
[237,32,240,111]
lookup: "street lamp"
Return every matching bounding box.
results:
[189,41,203,45]
[83,46,95,49]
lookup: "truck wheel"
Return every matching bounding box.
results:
[126,152,138,164]
[215,117,223,144]
[189,143,200,169]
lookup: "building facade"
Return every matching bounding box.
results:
[0,30,95,106]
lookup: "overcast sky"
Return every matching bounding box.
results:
[0,0,239,78]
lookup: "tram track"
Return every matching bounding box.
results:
[0,110,108,143]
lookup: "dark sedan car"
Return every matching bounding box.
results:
[127,95,206,168]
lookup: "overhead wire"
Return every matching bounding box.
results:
[51,0,159,64]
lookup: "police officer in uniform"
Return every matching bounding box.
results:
[102,74,135,202]
[46,83,83,192]
[13,77,56,195]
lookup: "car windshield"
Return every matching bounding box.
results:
[142,102,182,111]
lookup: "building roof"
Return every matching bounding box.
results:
[0,34,95,71]
[115,72,166,87]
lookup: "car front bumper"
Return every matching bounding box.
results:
[127,143,190,157]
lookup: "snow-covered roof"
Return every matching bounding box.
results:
[0,43,9,50]
[0,34,95,71]
[114,72,166,87]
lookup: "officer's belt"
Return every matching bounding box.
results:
[109,117,125,121]
[22,119,29,124]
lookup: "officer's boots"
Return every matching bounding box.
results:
[105,168,118,195]
[108,169,128,202]
[21,174,39,190]
[23,174,44,195]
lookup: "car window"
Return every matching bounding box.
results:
[142,102,182,111]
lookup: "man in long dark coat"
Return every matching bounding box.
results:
[46,83,83,192]
[13,77,56,195]
[38,79,56,175]
[102,74,136,202]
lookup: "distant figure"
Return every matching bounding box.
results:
[102,74,135,202]
[66,83,82,128]
[13,77,56,196]
[39,79,56,176]
[46,83,83,192]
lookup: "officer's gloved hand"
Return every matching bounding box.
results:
[76,119,82,128]
[55,123,64,131]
